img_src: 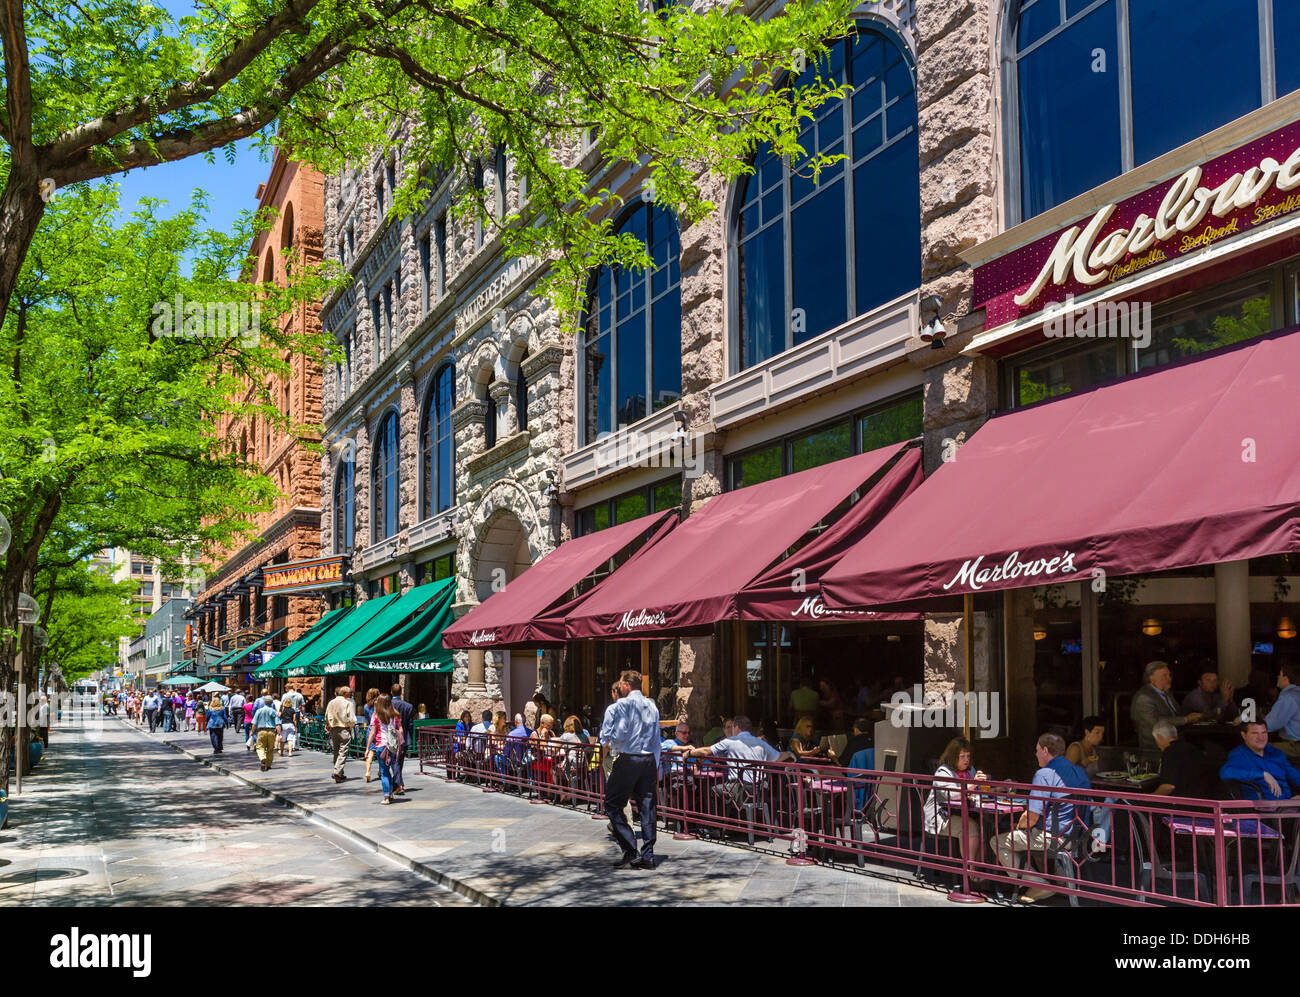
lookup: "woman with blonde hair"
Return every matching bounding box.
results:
[363,687,380,782]
[490,711,510,773]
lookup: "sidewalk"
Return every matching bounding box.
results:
[126,718,968,906]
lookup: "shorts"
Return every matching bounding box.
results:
[281,724,297,746]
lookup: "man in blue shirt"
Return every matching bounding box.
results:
[601,670,661,870]
[1264,664,1300,761]
[991,732,1076,903]
[1220,721,1300,800]
[659,720,693,776]
[506,714,531,767]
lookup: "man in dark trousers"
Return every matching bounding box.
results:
[390,682,415,795]
[599,670,662,870]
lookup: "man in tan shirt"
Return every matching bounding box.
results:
[325,686,358,782]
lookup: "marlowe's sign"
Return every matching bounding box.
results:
[974,118,1300,328]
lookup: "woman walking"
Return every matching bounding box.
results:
[206,694,228,754]
[184,693,196,732]
[366,694,402,805]
[278,696,299,757]
[243,698,256,749]
[363,687,380,782]
[195,695,207,733]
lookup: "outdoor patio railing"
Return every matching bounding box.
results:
[416,727,1300,907]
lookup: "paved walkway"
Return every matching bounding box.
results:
[0,710,471,906]
[113,716,967,906]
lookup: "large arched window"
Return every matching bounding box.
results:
[580,202,681,444]
[371,411,400,542]
[421,363,455,519]
[735,29,920,371]
[1006,0,1300,223]
[333,457,354,554]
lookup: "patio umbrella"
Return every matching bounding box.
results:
[197,681,231,693]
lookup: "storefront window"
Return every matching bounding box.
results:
[575,475,681,536]
[857,394,923,452]
[727,444,781,490]
[1137,279,1274,372]
[789,421,852,473]
[1013,338,1121,406]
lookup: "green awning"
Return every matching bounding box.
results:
[350,579,456,673]
[253,606,353,676]
[307,581,453,677]
[212,629,285,673]
[278,596,399,678]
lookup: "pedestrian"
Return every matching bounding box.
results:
[195,695,207,733]
[366,693,402,805]
[185,692,196,731]
[252,695,281,772]
[173,690,186,729]
[600,670,661,870]
[36,694,51,756]
[278,696,299,757]
[243,698,256,749]
[227,688,246,730]
[390,682,414,796]
[362,687,380,782]
[159,690,174,732]
[325,686,357,783]
[206,694,228,754]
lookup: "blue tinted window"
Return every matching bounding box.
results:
[737,29,919,371]
[1130,0,1260,166]
[1277,0,1300,97]
[373,412,400,541]
[421,363,454,516]
[333,458,354,554]
[583,203,681,441]
[1017,1,1121,218]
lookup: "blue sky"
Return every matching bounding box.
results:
[108,3,275,244]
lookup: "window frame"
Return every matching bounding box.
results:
[574,475,683,537]
[1001,0,1288,226]
[333,455,355,554]
[371,410,401,543]
[420,363,456,520]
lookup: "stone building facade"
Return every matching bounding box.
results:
[192,151,327,701]
[320,0,1300,768]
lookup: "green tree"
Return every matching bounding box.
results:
[0,0,857,329]
[33,564,136,684]
[0,180,334,787]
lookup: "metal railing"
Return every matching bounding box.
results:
[415,727,1300,906]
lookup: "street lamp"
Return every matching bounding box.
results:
[12,593,37,795]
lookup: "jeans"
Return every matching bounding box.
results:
[209,727,224,753]
[162,711,173,732]
[373,741,394,796]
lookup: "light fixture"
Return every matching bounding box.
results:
[1279,616,1297,640]
[543,471,559,503]
[1141,618,1162,637]
[17,591,38,625]
[919,293,947,350]
[886,634,901,643]
[1033,626,1048,641]
[0,510,9,555]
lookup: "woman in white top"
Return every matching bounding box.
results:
[923,736,986,860]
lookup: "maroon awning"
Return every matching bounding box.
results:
[735,447,923,622]
[442,511,676,649]
[564,443,912,639]
[822,328,1300,607]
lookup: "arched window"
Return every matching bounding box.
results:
[262,248,274,286]
[484,391,498,449]
[735,28,919,371]
[333,456,354,554]
[421,363,455,519]
[1006,0,1299,223]
[371,411,400,542]
[281,202,295,251]
[580,202,681,444]
[515,351,529,433]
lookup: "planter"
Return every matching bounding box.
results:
[6,740,42,771]
[0,788,7,829]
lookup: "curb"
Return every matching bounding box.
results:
[116,717,501,907]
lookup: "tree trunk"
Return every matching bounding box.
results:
[0,174,46,334]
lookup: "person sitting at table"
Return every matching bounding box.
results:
[1151,720,1213,798]
[838,717,874,770]
[703,715,727,746]
[1219,721,1300,801]
[1065,715,1106,777]
[923,736,987,863]
[684,715,794,807]
[788,715,833,763]
[1131,661,1203,750]
[1264,663,1300,762]
[990,733,1078,904]
[1182,668,1239,724]
[659,720,693,776]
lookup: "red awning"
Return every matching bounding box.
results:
[441,511,675,649]
[564,443,912,639]
[821,328,1300,608]
[735,447,924,622]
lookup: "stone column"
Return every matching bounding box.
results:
[488,379,514,444]
[1215,561,1252,687]
[398,359,418,532]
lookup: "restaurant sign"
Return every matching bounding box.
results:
[262,555,349,594]
[974,118,1300,329]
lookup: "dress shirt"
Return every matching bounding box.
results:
[600,691,662,762]
[324,696,356,729]
[1265,685,1300,741]
[1027,765,1072,835]
[708,731,780,784]
[1220,743,1300,800]
[252,703,280,730]
[1182,687,1239,723]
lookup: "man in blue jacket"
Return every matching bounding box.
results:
[390,682,415,795]
[1220,721,1300,800]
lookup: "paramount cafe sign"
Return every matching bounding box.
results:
[973,118,1300,327]
[262,555,349,594]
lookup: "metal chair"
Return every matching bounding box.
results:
[1131,810,1211,903]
